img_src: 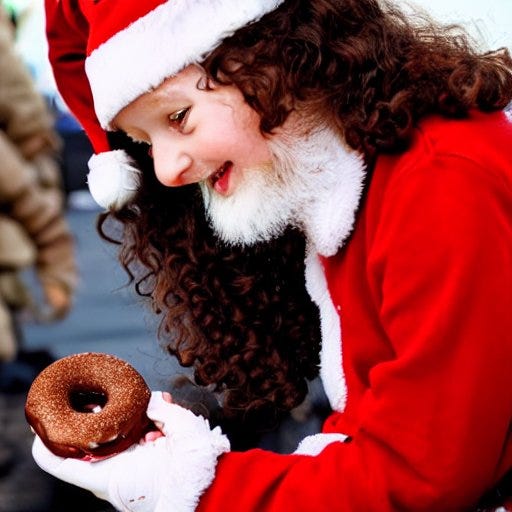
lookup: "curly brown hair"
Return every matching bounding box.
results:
[205,0,512,153]
[100,134,321,430]
[100,0,512,426]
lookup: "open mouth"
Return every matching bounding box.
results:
[210,161,233,194]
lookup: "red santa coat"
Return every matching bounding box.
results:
[198,111,512,511]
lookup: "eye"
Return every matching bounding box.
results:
[168,107,190,129]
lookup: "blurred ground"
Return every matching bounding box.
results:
[0,197,327,512]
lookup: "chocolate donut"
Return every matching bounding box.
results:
[25,352,152,459]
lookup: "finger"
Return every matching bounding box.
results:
[32,436,66,474]
[147,391,169,417]
[32,436,109,496]
[147,392,167,432]
[141,430,164,444]
[147,392,185,435]
[33,436,91,486]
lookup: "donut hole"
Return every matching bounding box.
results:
[69,388,108,413]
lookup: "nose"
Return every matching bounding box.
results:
[152,142,194,187]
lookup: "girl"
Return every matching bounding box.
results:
[35,0,512,510]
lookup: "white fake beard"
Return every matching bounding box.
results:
[199,158,296,247]
[199,123,365,253]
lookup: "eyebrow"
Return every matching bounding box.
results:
[109,115,149,143]
[110,74,194,135]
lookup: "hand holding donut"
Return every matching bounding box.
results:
[28,354,230,511]
[32,392,230,512]
[32,392,172,511]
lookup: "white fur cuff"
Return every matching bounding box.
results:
[148,401,230,512]
[294,433,347,456]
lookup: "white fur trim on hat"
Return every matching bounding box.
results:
[86,0,285,128]
[87,150,141,209]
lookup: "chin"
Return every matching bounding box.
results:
[199,166,293,247]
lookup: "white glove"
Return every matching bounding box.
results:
[32,392,230,512]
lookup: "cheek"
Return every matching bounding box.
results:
[204,118,269,161]
[230,112,271,161]
[201,99,270,162]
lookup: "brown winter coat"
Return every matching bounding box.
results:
[0,8,77,360]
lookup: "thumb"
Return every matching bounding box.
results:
[32,436,110,499]
[32,436,66,475]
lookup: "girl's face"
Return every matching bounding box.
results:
[113,64,340,248]
[112,65,272,197]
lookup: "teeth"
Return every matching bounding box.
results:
[211,162,230,184]
[213,166,225,182]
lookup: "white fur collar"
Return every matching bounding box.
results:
[305,249,347,412]
[301,132,366,256]
[295,127,365,412]
[268,124,366,256]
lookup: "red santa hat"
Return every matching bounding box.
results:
[45,0,285,209]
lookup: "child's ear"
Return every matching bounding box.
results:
[195,70,215,92]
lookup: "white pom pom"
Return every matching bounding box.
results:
[87,150,141,210]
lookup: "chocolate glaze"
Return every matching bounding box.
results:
[25,353,152,458]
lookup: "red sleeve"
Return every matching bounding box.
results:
[197,153,512,511]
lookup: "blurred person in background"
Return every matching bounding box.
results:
[1,0,93,199]
[0,5,77,392]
